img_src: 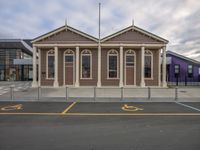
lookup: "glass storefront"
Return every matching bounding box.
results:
[0,49,32,81]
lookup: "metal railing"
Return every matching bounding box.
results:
[0,86,199,101]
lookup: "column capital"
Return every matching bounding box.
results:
[75,45,79,48]
[141,43,145,47]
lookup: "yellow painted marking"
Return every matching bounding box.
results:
[0,112,199,116]
[66,113,200,116]
[0,112,59,115]
[121,104,143,112]
[1,104,23,111]
[61,102,77,114]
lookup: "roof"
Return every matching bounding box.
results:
[32,24,168,44]
[101,25,169,44]
[166,50,200,65]
[32,25,99,43]
[0,39,33,56]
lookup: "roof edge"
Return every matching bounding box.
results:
[31,25,98,43]
[101,25,169,44]
[167,50,200,65]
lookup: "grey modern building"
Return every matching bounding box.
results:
[0,39,33,81]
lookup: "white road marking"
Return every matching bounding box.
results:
[175,102,200,112]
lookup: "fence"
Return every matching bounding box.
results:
[0,86,199,101]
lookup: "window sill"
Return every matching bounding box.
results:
[46,78,54,80]
[145,78,153,80]
[80,78,93,80]
[107,78,119,80]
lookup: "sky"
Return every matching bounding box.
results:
[0,0,200,61]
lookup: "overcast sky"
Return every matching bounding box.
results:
[0,0,200,61]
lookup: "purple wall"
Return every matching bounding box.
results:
[167,54,200,83]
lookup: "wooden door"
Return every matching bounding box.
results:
[125,50,135,85]
[64,54,74,85]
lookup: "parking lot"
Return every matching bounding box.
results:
[0,102,200,150]
[0,101,200,115]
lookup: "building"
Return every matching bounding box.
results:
[166,51,200,86]
[31,25,168,87]
[0,39,33,81]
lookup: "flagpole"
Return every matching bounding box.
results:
[97,3,101,87]
[98,3,101,42]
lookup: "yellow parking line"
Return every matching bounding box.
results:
[0,112,59,115]
[0,112,199,116]
[61,102,77,114]
[66,113,200,116]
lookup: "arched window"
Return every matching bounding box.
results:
[145,50,153,79]
[81,49,92,79]
[108,49,118,78]
[47,50,54,79]
[125,50,135,67]
[64,49,74,63]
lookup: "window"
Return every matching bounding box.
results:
[145,50,153,78]
[188,65,193,77]
[174,64,180,77]
[108,49,118,78]
[81,50,92,79]
[65,56,73,62]
[199,68,200,75]
[47,50,54,79]
[126,50,135,67]
[64,50,74,63]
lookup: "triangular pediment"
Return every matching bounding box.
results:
[32,26,98,44]
[101,26,168,44]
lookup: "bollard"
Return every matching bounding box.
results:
[121,87,124,101]
[10,86,14,100]
[37,86,40,100]
[94,87,96,102]
[175,87,178,100]
[148,87,151,100]
[66,87,68,101]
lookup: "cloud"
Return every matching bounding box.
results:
[0,0,199,61]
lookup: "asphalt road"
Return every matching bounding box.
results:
[0,102,200,150]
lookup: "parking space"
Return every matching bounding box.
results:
[68,102,200,114]
[0,102,73,113]
[181,102,200,109]
[0,101,200,115]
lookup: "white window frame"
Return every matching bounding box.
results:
[124,49,136,86]
[80,49,92,79]
[63,49,75,85]
[46,49,55,79]
[144,50,153,80]
[188,65,193,74]
[107,49,119,79]
[198,67,200,75]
